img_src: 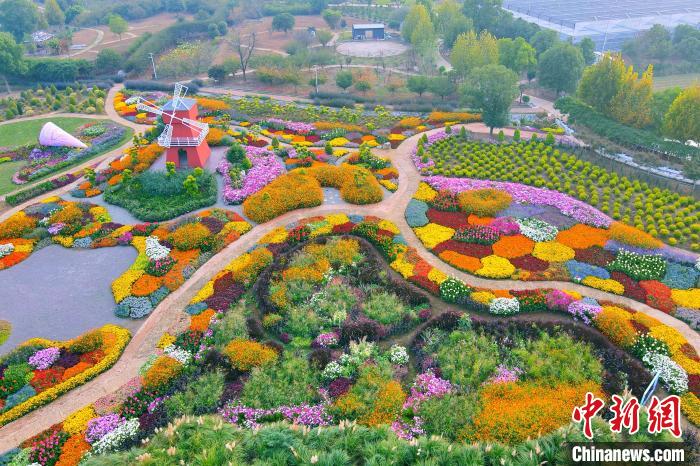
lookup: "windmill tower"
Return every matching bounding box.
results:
[125,83,211,168]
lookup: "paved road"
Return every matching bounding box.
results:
[0,99,698,451]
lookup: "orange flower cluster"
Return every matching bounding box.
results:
[55,434,90,466]
[169,222,211,250]
[360,380,406,427]
[464,381,603,445]
[225,339,278,371]
[196,97,230,111]
[243,173,324,223]
[609,222,662,249]
[190,308,215,332]
[131,274,163,297]
[206,127,227,146]
[556,224,610,249]
[427,111,481,123]
[61,362,93,381]
[594,306,638,348]
[438,250,482,272]
[142,356,183,390]
[457,189,512,217]
[492,235,534,258]
[312,121,365,132]
[0,213,36,240]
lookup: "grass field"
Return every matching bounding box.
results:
[652,73,700,90]
[0,160,23,195]
[0,117,100,148]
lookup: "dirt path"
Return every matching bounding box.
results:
[1,96,699,451]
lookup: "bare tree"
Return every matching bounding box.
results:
[231,32,256,81]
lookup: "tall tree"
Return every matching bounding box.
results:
[231,31,256,81]
[610,64,654,128]
[335,70,353,91]
[321,9,341,29]
[44,0,65,27]
[650,87,682,131]
[663,85,700,143]
[428,75,456,100]
[272,13,295,34]
[95,48,122,73]
[316,29,332,47]
[0,32,25,93]
[436,0,472,48]
[407,75,429,97]
[578,53,628,114]
[451,30,498,78]
[498,37,536,76]
[461,64,518,133]
[529,29,558,56]
[0,0,40,42]
[108,14,128,41]
[578,37,596,65]
[462,0,502,32]
[537,42,584,95]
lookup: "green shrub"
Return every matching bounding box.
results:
[436,330,499,390]
[164,371,225,417]
[239,355,320,409]
[362,291,410,325]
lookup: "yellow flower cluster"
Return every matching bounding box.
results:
[157,332,177,349]
[379,179,397,191]
[390,253,414,279]
[0,325,130,427]
[671,289,700,309]
[476,255,516,279]
[582,277,624,295]
[112,269,144,303]
[63,405,97,435]
[471,291,497,305]
[532,242,575,262]
[260,227,289,244]
[329,137,351,147]
[414,182,437,202]
[414,223,455,250]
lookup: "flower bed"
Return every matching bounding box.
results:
[12,123,128,185]
[0,325,130,427]
[11,212,698,464]
[218,146,284,204]
[418,137,700,250]
[407,181,700,315]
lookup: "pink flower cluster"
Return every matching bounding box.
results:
[313,332,339,348]
[218,146,284,204]
[545,289,574,312]
[392,371,452,440]
[425,176,612,227]
[267,118,314,135]
[28,347,60,370]
[488,364,523,384]
[85,413,124,443]
[411,130,449,172]
[220,402,332,429]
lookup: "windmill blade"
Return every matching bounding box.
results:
[157,124,173,147]
[136,102,164,116]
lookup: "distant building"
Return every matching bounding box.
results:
[31,31,54,44]
[352,23,385,40]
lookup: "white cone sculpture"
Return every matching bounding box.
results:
[38,122,88,148]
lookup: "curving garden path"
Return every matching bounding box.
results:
[1,100,699,451]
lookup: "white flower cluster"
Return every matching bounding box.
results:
[145,236,170,261]
[321,361,345,381]
[489,297,520,316]
[389,345,409,365]
[91,418,140,455]
[642,352,689,395]
[164,344,192,365]
[322,340,377,381]
[695,257,700,272]
[0,243,14,258]
[516,217,558,242]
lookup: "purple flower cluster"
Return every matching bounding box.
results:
[391,371,452,440]
[85,413,124,443]
[567,300,602,325]
[425,176,612,227]
[116,231,133,245]
[488,364,523,384]
[28,347,61,370]
[266,118,314,135]
[47,223,66,235]
[219,146,284,204]
[313,332,339,348]
[220,401,332,429]
[411,130,449,172]
[454,224,500,245]
[491,217,521,235]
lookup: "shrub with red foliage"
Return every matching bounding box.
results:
[433,240,492,258]
[340,317,386,343]
[213,272,235,293]
[630,320,649,334]
[510,255,549,271]
[79,349,105,365]
[426,209,469,229]
[200,216,225,234]
[610,271,647,302]
[332,222,356,235]
[328,377,352,398]
[689,374,700,394]
[409,274,440,295]
[679,343,700,361]
[205,282,245,311]
[429,190,460,212]
[574,246,615,267]
[55,351,80,369]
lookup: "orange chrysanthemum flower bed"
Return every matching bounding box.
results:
[491,235,535,259]
[556,224,609,249]
[190,308,216,332]
[463,381,603,445]
[438,250,482,272]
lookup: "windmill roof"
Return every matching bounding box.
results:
[162,98,197,111]
[38,122,88,148]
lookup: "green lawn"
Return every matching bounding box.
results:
[652,73,700,90]
[0,117,101,148]
[0,160,24,196]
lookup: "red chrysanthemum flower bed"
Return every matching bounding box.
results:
[426,209,469,230]
[510,255,549,271]
[574,246,615,268]
[610,271,647,302]
[433,240,492,258]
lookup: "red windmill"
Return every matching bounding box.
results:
[126,83,211,168]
